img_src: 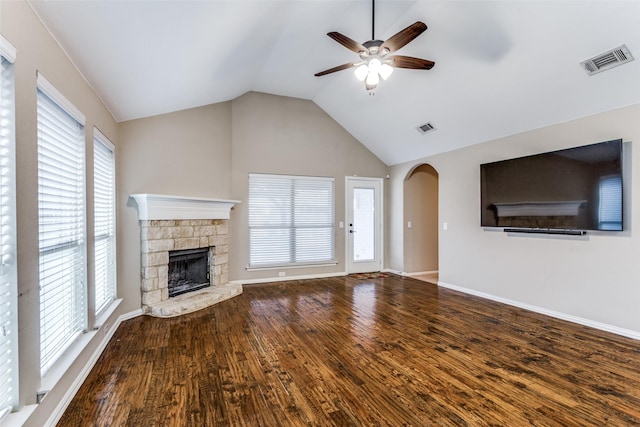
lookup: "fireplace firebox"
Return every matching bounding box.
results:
[168,247,212,297]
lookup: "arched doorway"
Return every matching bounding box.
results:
[403,164,439,284]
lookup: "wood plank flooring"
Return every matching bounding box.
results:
[58,275,640,426]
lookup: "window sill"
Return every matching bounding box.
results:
[95,298,122,329]
[0,404,37,427]
[246,261,338,272]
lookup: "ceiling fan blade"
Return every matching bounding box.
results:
[327,32,366,54]
[390,55,435,70]
[380,21,427,53]
[314,62,357,77]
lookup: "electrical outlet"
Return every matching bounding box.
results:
[104,323,109,336]
[278,272,285,277]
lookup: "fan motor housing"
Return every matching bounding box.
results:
[363,39,385,55]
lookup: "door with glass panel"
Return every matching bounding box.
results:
[346,177,382,274]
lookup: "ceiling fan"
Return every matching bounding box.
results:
[314,0,435,91]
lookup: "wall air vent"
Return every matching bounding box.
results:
[581,45,634,75]
[417,122,436,134]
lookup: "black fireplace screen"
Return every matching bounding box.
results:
[168,247,211,297]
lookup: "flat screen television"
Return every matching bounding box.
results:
[480,139,623,233]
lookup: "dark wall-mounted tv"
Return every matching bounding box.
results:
[480,139,623,233]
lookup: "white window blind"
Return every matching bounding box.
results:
[37,76,87,375]
[598,175,622,231]
[93,130,116,315]
[0,43,18,420]
[248,174,335,268]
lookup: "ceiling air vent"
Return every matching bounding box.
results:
[417,122,436,135]
[581,45,634,75]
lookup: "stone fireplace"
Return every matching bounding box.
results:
[130,194,242,317]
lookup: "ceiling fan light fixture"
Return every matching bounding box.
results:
[354,64,369,81]
[366,69,380,87]
[379,63,394,80]
[368,58,382,73]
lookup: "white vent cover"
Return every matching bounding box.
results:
[417,122,436,134]
[581,45,634,75]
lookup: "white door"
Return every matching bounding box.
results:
[346,177,383,274]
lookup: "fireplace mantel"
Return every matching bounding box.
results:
[130,194,240,220]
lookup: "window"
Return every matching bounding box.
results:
[93,130,116,315]
[37,74,87,375]
[0,37,18,420]
[248,174,335,268]
[598,175,622,231]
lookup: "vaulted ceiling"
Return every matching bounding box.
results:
[28,1,640,165]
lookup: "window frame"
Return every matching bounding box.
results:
[36,73,88,376]
[93,128,117,316]
[0,35,18,420]
[248,173,336,269]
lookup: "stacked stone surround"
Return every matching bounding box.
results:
[140,219,241,317]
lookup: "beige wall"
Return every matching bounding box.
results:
[390,103,640,335]
[1,0,124,424]
[118,102,232,308]
[118,91,387,289]
[403,164,438,273]
[230,92,388,281]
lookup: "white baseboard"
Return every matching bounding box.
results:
[438,281,640,341]
[45,307,144,427]
[404,270,438,277]
[231,271,347,286]
[382,268,405,275]
[118,308,144,322]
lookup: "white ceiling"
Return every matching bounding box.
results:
[27,0,640,165]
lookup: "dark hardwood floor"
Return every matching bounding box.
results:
[58,275,640,426]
